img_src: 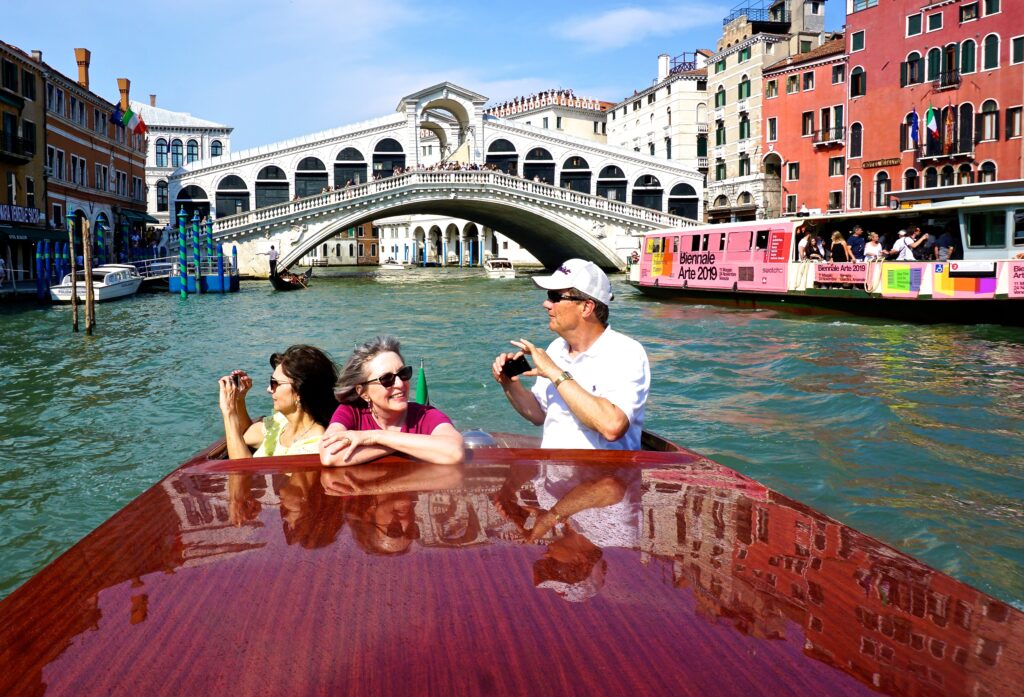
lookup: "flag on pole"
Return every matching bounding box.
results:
[943,108,955,153]
[134,113,148,135]
[122,107,140,132]
[925,106,939,136]
[910,107,920,147]
[110,103,123,126]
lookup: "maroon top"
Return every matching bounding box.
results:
[329,401,452,434]
[0,440,1020,697]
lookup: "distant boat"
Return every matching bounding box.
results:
[484,257,516,279]
[380,258,408,270]
[269,268,311,291]
[49,264,143,302]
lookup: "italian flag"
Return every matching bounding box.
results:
[925,106,939,136]
[122,107,140,132]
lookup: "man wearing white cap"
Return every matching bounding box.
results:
[491,258,650,450]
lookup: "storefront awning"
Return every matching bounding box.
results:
[120,209,160,224]
[0,226,69,243]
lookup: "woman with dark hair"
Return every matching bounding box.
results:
[319,335,463,467]
[218,344,338,459]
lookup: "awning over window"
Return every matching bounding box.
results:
[0,226,69,243]
[119,209,160,224]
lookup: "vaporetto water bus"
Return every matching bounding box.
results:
[630,196,1024,325]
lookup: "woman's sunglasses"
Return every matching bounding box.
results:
[269,377,293,391]
[362,365,413,388]
[375,519,420,540]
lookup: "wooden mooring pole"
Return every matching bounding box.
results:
[66,211,78,332]
[82,218,95,334]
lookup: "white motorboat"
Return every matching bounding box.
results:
[50,264,143,302]
[483,257,515,279]
[379,258,408,270]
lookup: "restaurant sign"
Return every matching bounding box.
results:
[861,158,901,169]
[0,205,43,225]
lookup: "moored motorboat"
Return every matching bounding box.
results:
[268,268,311,291]
[48,264,143,302]
[0,430,1019,696]
[380,257,408,270]
[483,257,516,279]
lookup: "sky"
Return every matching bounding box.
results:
[6,0,845,151]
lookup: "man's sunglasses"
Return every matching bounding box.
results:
[375,519,420,540]
[546,290,585,304]
[362,365,413,388]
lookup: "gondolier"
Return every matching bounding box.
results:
[268,245,279,276]
[492,258,650,450]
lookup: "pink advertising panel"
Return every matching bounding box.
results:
[1007,261,1024,298]
[815,263,867,285]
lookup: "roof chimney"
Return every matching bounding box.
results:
[149,94,157,107]
[31,50,42,62]
[117,78,131,112]
[657,54,670,81]
[74,48,91,89]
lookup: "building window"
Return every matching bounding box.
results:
[26,177,34,208]
[983,35,1000,70]
[960,3,979,21]
[1,60,17,91]
[156,139,168,167]
[738,46,751,62]
[961,41,977,74]
[737,78,751,100]
[766,79,778,97]
[904,169,919,190]
[738,156,750,176]
[716,161,727,180]
[907,14,922,36]
[715,122,726,146]
[828,191,843,210]
[21,120,35,155]
[927,13,943,31]
[157,180,168,211]
[665,137,672,159]
[1007,106,1022,138]
[800,40,813,53]
[648,142,655,156]
[787,162,800,180]
[211,140,223,157]
[984,0,1000,14]
[21,69,35,100]
[874,172,891,207]
[739,116,751,140]
[851,31,865,52]
[979,100,999,140]
[1013,37,1024,64]
[850,67,866,97]
[829,157,844,176]
[786,195,797,213]
[715,87,726,108]
[94,164,106,191]
[52,203,62,227]
[832,65,845,84]
[186,139,199,163]
[802,112,814,136]
[803,72,814,90]
[171,139,183,167]
[902,52,923,85]
[767,117,778,142]
[715,59,726,73]
[979,161,996,182]
[786,75,799,93]
[542,117,549,128]
[852,0,878,11]
[849,123,863,157]
[849,175,862,208]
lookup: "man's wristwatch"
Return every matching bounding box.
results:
[552,371,574,387]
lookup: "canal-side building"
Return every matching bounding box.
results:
[485,90,613,148]
[128,96,232,227]
[705,0,834,222]
[299,222,379,266]
[761,38,847,214]
[41,48,149,260]
[0,41,50,284]
[844,0,1024,211]
[605,49,712,216]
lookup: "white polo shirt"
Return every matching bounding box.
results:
[531,326,650,450]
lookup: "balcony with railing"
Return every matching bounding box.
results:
[919,131,974,161]
[723,0,790,25]
[697,156,709,169]
[0,132,33,163]
[812,126,845,147]
[697,123,709,134]
[933,69,960,92]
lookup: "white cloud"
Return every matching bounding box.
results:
[555,4,724,51]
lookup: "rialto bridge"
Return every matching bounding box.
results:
[167,83,703,274]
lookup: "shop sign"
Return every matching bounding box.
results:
[861,158,901,169]
[0,205,42,225]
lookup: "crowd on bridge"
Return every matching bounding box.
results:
[485,89,605,118]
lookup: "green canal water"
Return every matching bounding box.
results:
[1,270,1022,605]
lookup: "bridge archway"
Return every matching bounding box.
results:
[560,156,592,193]
[597,166,627,202]
[419,121,449,155]
[216,175,250,218]
[335,148,367,186]
[486,139,518,174]
[176,185,210,220]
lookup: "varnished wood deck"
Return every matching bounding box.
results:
[0,439,1020,696]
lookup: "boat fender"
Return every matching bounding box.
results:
[683,279,688,289]
[733,282,738,292]
[462,430,497,449]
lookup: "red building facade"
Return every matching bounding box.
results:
[762,39,848,214]
[844,0,1024,211]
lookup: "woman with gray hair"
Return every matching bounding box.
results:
[320,336,464,467]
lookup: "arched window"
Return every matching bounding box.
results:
[924,167,938,188]
[715,85,726,108]
[155,138,168,167]
[632,174,663,211]
[850,67,866,97]
[980,100,999,141]
[927,48,942,81]
[215,175,249,217]
[668,183,699,219]
[372,138,405,178]
[983,35,999,70]
[903,52,923,85]
[979,161,996,182]
[210,140,223,157]
[874,171,890,207]
[900,112,917,151]
[961,40,976,74]
[156,180,168,211]
[170,139,183,168]
[596,165,627,201]
[957,164,973,184]
[940,165,955,186]
[849,123,863,158]
[295,157,328,197]
[904,169,919,190]
[959,103,975,153]
[335,147,366,186]
[186,139,199,164]
[559,156,591,193]
[737,76,751,100]
[848,175,862,208]
[255,165,289,209]
[485,139,518,174]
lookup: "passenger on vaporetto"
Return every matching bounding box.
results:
[491,258,650,450]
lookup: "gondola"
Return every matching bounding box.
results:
[1,429,1020,696]
[268,267,311,291]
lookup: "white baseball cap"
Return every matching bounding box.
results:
[532,258,614,304]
